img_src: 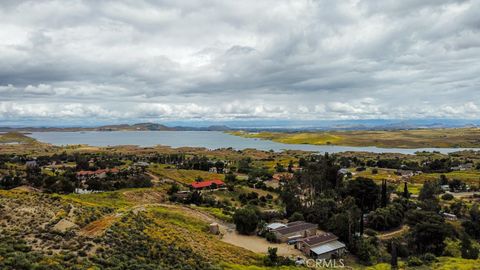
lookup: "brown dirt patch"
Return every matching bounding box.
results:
[79,215,118,237]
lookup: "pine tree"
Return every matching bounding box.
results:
[403,181,410,199]
[359,213,364,235]
[391,241,398,269]
[381,179,388,207]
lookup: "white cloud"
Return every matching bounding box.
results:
[0,0,479,124]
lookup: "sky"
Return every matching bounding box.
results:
[0,0,479,126]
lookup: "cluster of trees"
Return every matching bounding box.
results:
[335,154,477,174]
[258,153,480,266]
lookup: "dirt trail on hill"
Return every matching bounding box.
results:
[146,172,160,184]
[78,189,289,256]
[79,214,121,237]
[378,225,409,240]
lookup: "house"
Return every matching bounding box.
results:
[272,173,293,181]
[266,222,287,231]
[190,179,225,190]
[451,163,474,171]
[133,161,150,167]
[271,221,317,243]
[443,212,458,221]
[295,233,346,259]
[209,167,218,173]
[397,169,414,178]
[441,185,450,192]
[76,168,119,180]
[26,160,38,168]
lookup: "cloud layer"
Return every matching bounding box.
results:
[1,0,479,124]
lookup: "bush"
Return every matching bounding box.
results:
[421,253,438,264]
[441,193,454,201]
[265,232,277,243]
[233,206,259,235]
[289,212,304,222]
[407,256,423,266]
[364,229,377,237]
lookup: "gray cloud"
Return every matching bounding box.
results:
[0,0,479,124]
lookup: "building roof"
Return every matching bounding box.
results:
[267,223,287,230]
[272,221,317,235]
[190,179,225,189]
[310,240,346,255]
[76,168,119,176]
[134,162,150,166]
[272,173,294,181]
[298,233,338,247]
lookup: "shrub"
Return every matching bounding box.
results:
[233,206,260,235]
[265,232,277,243]
[407,256,423,266]
[441,193,454,201]
[421,253,438,264]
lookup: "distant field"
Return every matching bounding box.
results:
[353,167,480,187]
[148,164,225,184]
[412,170,480,185]
[229,128,480,148]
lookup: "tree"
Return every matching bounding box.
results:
[167,183,180,195]
[419,181,440,201]
[461,233,479,259]
[381,179,388,207]
[462,204,480,239]
[224,172,237,183]
[287,160,294,173]
[391,241,398,269]
[403,182,410,199]
[233,206,259,235]
[409,221,448,255]
[344,177,380,212]
[267,247,278,264]
[275,163,285,172]
[279,180,302,217]
[289,212,304,222]
[354,237,379,265]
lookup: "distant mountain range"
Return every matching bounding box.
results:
[1,120,479,133]
[0,123,231,132]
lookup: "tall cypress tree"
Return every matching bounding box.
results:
[403,181,410,199]
[391,241,398,269]
[359,212,364,235]
[381,179,388,207]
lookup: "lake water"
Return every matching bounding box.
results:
[29,131,478,154]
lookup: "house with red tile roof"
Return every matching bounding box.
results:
[190,179,225,190]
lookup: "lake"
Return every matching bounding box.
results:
[29,131,477,154]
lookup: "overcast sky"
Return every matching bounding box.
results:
[0,0,479,125]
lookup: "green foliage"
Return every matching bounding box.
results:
[233,206,260,235]
[441,193,454,200]
[353,237,380,265]
[345,177,380,212]
[460,234,479,259]
[265,232,277,243]
[419,180,441,201]
[288,212,304,222]
[367,202,405,231]
[406,256,423,266]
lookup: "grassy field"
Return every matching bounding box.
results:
[412,170,480,185]
[229,128,480,148]
[0,132,37,144]
[148,164,225,184]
